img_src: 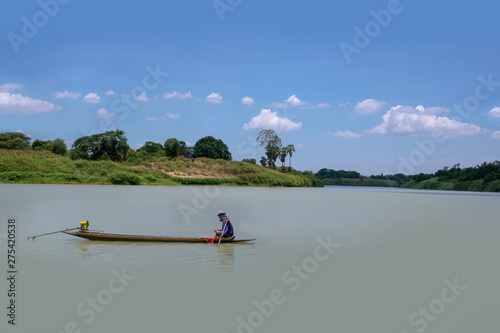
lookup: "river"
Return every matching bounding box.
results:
[1,184,499,332]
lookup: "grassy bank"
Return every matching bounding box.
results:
[0,150,322,187]
[321,177,398,187]
[402,177,500,192]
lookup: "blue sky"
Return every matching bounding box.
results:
[1,0,499,175]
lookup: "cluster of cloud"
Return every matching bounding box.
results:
[243,108,302,132]
[163,91,192,100]
[242,96,255,105]
[205,92,223,104]
[366,105,482,137]
[97,107,115,119]
[135,93,149,102]
[327,130,362,138]
[0,83,60,114]
[146,113,181,121]
[270,94,331,109]
[83,92,101,104]
[354,99,387,114]
[488,107,500,118]
[4,81,498,143]
[0,83,23,92]
[55,90,81,99]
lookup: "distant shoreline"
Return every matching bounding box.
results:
[0,149,322,188]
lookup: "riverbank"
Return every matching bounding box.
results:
[402,176,500,192]
[0,150,322,187]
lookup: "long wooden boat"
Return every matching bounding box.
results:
[63,230,255,243]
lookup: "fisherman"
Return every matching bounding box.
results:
[214,211,234,239]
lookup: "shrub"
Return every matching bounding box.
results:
[107,172,143,185]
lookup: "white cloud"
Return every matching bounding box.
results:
[297,143,306,149]
[0,92,60,114]
[328,130,362,138]
[147,113,181,121]
[105,90,117,96]
[285,95,306,107]
[55,90,81,99]
[162,113,180,119]
[492,131,500,139]
[163,91,192,100]
[205,92,223,104]
[97,107,115,119]
[366,105,481,137]
[271,94,311,108]
[243,108,302,132]
[83,93,101,104]
[339,102,351,108]
[135,93,149,102]
[488,107,500,118]
[316,102,332,108]
[242,96,255,105]
[0,83,23,92]
[354,99,387,114]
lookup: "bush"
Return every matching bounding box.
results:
[107,172,143,185]
[484,180,500,192]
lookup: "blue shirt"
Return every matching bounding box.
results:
[221,218,234,237]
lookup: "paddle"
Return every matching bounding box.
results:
[27,227,80,240]
[218,218,228,245]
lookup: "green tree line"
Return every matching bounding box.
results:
[0,131,233,163]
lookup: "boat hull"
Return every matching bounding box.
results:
[63,231,255,243]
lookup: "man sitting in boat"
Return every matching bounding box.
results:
[214,211,234,239]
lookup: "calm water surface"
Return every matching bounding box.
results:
[1,184,499,332]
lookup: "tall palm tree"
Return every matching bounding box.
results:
[287,144,295,169]
[280,147,288,168]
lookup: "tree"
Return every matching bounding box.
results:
[178,141,194,160]
[286,144,295,169]
[31,138,67,155]
[32,139,53,151]
[0,132,31,150]
[279,147,288,167]
[260,156,268,166]
[70,130,130,162]
[256,129,282,168]
[52,139,67,156]
[138,141,164,155]
[242,158,256,164]
[193,136,232,160]
[164,138,181,158]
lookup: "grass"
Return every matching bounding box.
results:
[321,177,398,187]
[0,150,322,187]
[403,177,500,192]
